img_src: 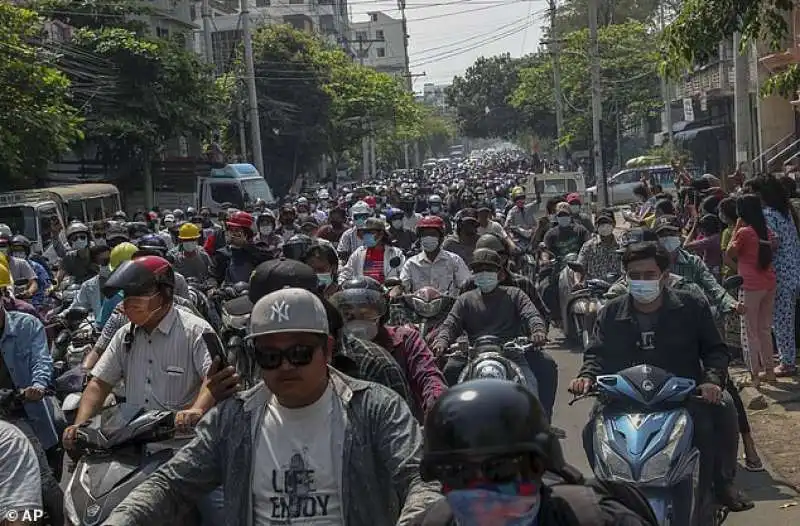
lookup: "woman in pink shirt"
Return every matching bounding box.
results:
[727,194,777,388]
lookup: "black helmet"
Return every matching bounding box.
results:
[282,234,314,261]
[475,233,506,253]
[9,235,31,252]
[135,234,168,256]
[421,379,564,481]
[103,256,175,297]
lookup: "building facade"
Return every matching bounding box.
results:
[349,11,407,81]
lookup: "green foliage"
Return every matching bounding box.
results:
[68,27,223,163]
[445,54,538,139]
[554,0,662,34]
[662,0,796,94]
[35,0,152,32]
[512,22,661,162]
[0,3,82,189]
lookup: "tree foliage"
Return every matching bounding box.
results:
[554,0,663,34]
[0,3,82,189]
[662,0,797,95]
[445,54,537,139]
[511,21,661,163]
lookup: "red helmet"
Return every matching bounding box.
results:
[416,215,445,233]
[566,193,582,205]
[226,211,254,231]
[363,195,378,209]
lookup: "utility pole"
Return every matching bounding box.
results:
[241,0,264,178]
[201,0,214,65]
[588,0,606,206]
[733,31,751,175]
[548,0,566,168]
[354,34,384,177]
[659,2,673,144]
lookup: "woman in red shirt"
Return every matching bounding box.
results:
[727,194,777,388]
[338,218,404,285]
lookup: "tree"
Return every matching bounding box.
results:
[662,0,799,95]
[0,3,82,189]
[511,21,661,167]
[445,54,536,139]
[554,0,662,34]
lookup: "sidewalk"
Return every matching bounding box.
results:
[732,367,800,492]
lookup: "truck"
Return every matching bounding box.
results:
[125,163,276,214]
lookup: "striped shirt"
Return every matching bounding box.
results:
[91,306,212,411]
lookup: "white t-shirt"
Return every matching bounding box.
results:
[252,384,345,525]
[0,421,42,518]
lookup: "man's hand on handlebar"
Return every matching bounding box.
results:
[697,383,723,404]
[529,331,547,346]
[568,377,594,395]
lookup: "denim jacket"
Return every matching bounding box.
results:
[103,369,441,526]
[0,310,59,449]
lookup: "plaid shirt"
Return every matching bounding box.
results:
[576,235,622,281]
[671,248,736,312]
[334,333,413,408]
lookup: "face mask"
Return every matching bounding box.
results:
[226,232,247,247]
[11,251,26,260]
[94,237,108,248]
[317,273,333,287]
[391,220,403,230]
[430,205,440,213]
[123,293,161,326]
[362,232,378,248]
[345,319,378,341]
[72,238,88,250]
[473,271,499,292]
[420,236,440,252]
[556,216,571,228]
[98,265,111,279]
[446,487,541,526]
[570,204,581,214]
[597,224,614,237]
[628,278,662,304]
[354,217,368,228]
[260,225,274,236]
[182,241,197,252]
[298,212,309,220]
[660,235,681,253]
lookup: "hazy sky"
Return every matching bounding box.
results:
[349,0,548,90]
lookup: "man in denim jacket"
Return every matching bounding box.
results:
[104,288,440,526]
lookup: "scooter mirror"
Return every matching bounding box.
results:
[723,275,743,291]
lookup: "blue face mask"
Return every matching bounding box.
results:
[473,271,499,292]
[317,273,333,287]
[362,232,378,248]
[354,216,368,227]
[446,486,541,526]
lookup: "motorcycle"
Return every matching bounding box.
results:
[64,404,198,526]
[49,307,95,371]
[571,364,727,526]
[398,286,455,345]
[563,261,615,349]
[446,336,539,393]
[212,281,254,386]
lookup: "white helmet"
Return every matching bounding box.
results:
[428,194,442,204]
[0,224,12,238]
[350,200,370,217]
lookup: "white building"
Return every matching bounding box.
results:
[420,83,450,110]
[192,0,351,74]
[349,11,407,81]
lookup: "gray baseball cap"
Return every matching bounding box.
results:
[247,288,329,339]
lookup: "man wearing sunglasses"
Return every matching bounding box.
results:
[103,287,440,526]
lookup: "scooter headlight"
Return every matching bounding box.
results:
[640,413,688,484]
[594,419,633,481]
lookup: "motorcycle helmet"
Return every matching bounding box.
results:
[282,234,314,261]
[178,222,202,241]
[103,255,175,297]
[226,211,254,232]
[65,222,89,241]
[134,234,168,257]
[385,208,404,221]
[474,233,506,254]
[329,277,387,321]
[9,235,31,256]
[415,215,445,235]
[407,287,444,319]
[421,379,564,481]
[108,242,139,272]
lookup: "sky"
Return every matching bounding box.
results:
[349,0,549,91]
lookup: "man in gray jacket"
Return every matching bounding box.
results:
[103,287,440,526]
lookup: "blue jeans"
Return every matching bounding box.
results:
[197,486,225,526]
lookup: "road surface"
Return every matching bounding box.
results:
[547,329,800,526]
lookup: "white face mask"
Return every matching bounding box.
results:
[11,251,26,259]
[298,212,309,220]
[597,224,614,237]
[570,204,581,214]
[71,238,88,250]
[391,220,403,230]
[182,241,197,252]
[260,225,273,236]
[660,236,681,253]
[420,236,440,252]
[345,320,378,341]
[473,271,499,293]
[628,278,662,303]
[556,216,571,228]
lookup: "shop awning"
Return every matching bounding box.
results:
[674,124,727,142]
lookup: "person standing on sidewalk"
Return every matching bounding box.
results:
[727,195,777,389]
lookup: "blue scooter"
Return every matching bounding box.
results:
[572,364,728,526]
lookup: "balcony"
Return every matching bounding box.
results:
[759,8,800,70]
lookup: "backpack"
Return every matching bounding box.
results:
[548,477,659,526]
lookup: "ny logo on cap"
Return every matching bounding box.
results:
[270,299,290,323]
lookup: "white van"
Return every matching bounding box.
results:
[586,165,701,206]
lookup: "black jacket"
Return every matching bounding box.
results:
[580,287,728,387]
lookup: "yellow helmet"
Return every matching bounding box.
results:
[109,242,138,271]
[0,254,10,288]
[511,186,525,199]
[178,222,201,241]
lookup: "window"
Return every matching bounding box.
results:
[355,30,367,42]
[102,196,118,219]
[0,206,37,242]
[289,0,304,4]
[38,205,59,248]
[319,15,335,34]
[86,198,104,221]
[255,0,270,6]
[370,13,378,22]
[210,182,244,208]
[357,48,368,58]
[375,29,384,40]
[156,27,170,39]
[377,47,385,58]
[66,200,85,222]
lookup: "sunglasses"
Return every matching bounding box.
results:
[252,344,318,370]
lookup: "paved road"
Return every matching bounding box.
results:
[546,329,800,525]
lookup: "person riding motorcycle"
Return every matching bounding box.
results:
[7,236,49,310]
[337,200,371,260]
[504,186,538,240]
[565,193,594,233]
[400,215,470,296]
[426,194,452,234]
[532,197,564,247]
[542,202,590,324]
[253,210,282,254]
[575,209,621,282]
[302,243,340,298]
[432,248,547,394]
[569,241,751,520]
[55,221,95,285]
[399,193,423,232]
[213,211,273,285]
[275,205,299,242]
[168,222,214,283]
[330,277,447,420]
[62,244,111,323]
[316,206,348,244]
[386,207,416,252]
[441,208,480,266]
[416,379,655,526]
[339,218,404,285]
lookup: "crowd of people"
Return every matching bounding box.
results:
[0,151,798,525]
